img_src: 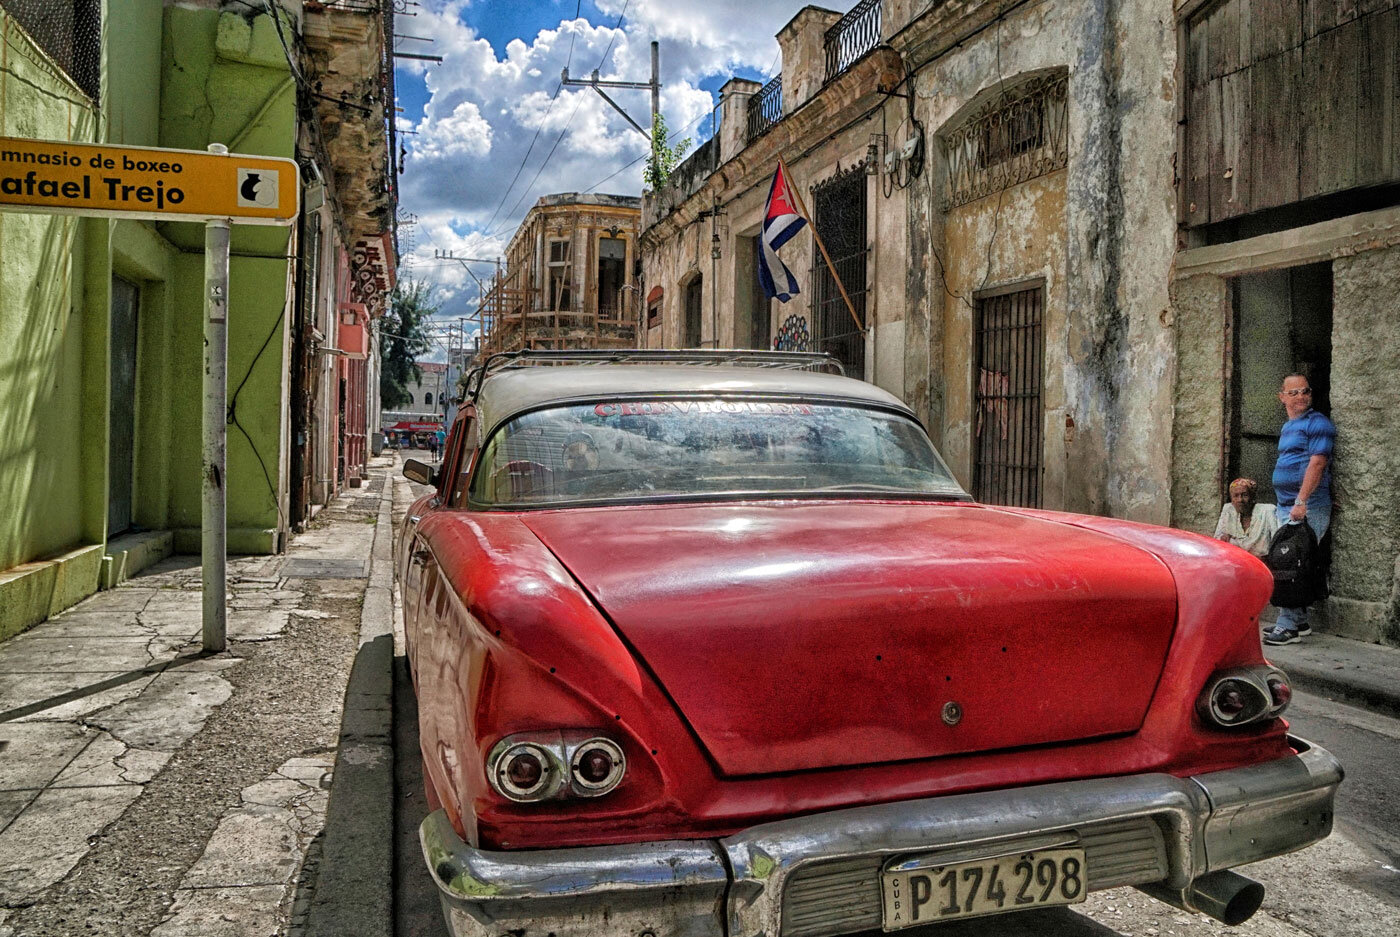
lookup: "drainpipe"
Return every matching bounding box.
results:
[710,196,721,347]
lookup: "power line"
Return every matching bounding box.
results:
[565,0,582,72]
[481,83,563,235]
[486,0,633,240]
[584,106,707,193]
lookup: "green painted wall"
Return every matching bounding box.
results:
[0,13,101,580]
[159,4,296,553]
[1,0,300,637]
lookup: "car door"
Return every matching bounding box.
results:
[402,417,472,679]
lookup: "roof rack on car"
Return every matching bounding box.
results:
[462,349,844,401]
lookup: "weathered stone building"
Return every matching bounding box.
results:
[1169,0,1400,644]
[476,193,642,354]
[643,0,1176,521]
[642,0,1400,645]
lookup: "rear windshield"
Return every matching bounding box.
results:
[470,398,967,507]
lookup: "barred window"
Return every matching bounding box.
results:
[0,0,101,102]
[944,73,1068,211]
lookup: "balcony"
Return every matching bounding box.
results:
[747,75,784,141]
[824,0,882,84]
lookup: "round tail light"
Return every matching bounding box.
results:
[1204,675,1270,726]
[570,738,626,795]
[489,741,562,802]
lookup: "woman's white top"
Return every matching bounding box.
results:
[1213,502,1279,558]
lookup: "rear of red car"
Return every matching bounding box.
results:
[406,357,1340,937]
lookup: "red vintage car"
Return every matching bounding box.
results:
[400,349,1340,937]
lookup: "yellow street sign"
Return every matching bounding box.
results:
[0,136,298,225]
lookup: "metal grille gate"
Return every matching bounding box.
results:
[811,166,867,379]
[973,284,1044,507]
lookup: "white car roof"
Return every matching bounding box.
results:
[474,364,915,438]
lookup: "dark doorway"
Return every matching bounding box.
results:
[1229,263,1333,505]
[108,276,140,536]
[811,166,867,378]
[597,237,626,320]
[683,275,703,347]
[971,283,1044,507]
[745,237,772,349]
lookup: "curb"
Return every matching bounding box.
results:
[1278,660,1400,721]
[1265,632,1400,722]
[305,467,396,937]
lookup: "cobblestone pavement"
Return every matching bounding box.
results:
[0,461,393,937]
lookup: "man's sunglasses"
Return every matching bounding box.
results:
[1282,387,1312,397]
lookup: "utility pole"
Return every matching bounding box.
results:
[562,40,660,139]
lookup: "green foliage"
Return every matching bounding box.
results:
[643,112,691,191]
[379,278,439,411]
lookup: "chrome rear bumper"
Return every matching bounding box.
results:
[422,738,1341,937]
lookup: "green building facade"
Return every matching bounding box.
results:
[0,0,315,640]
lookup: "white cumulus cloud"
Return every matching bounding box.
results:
[393,0,813,325]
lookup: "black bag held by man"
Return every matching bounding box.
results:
[1265,521,1320,609]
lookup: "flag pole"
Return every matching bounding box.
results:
[777,155,864,334]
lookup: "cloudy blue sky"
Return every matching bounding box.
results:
[392,0,814,348]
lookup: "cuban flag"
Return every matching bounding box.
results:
[758,163,807,302]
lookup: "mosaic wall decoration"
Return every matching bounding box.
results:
[773,314,811,352]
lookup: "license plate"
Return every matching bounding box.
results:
[880,848,1087,928]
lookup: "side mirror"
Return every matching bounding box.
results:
[403,458,437,487]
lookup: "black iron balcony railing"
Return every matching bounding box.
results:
[746,75,783,141]
[824,0,882,84]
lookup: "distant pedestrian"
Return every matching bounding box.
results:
[1263,374,1335,646]
[1213,478,1278,559]
[426,432,440,462]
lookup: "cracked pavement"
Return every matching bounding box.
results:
[0,463,391,937]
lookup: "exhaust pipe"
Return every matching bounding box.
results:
[1137,870,1265,926]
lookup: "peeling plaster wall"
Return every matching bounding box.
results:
[938,172,1067,499]
[906,0,1175,516]
[643,0,1176,518]
[1168,274,1230,537]
[642,101,907,391]
[1329,246,1400,643]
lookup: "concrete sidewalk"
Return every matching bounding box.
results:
[1265,632,1400,720]
[0,457,397,937]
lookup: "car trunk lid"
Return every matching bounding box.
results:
[521,501,1177,776]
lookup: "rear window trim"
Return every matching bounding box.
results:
[464,393,965,512]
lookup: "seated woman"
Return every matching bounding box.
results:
[1213,477,1279,558]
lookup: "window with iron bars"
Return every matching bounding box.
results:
[972,283,1044,508]
[943,73,1068,211]
[810,164,868,380]
[0,0,101,102]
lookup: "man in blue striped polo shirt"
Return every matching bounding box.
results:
[1263,373,1335,646]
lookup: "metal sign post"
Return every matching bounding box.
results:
[203,143,231,652]
[0,135,298,655]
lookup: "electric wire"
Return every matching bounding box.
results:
[481,1,583,234]
[583,106,708,193]
[226,309,288,532]
[485,0,633,240]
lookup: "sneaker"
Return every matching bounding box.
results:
[1262,623,1311,637]
[1263,626,1303,646]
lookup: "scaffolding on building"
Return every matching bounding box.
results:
[471,194,641,359]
